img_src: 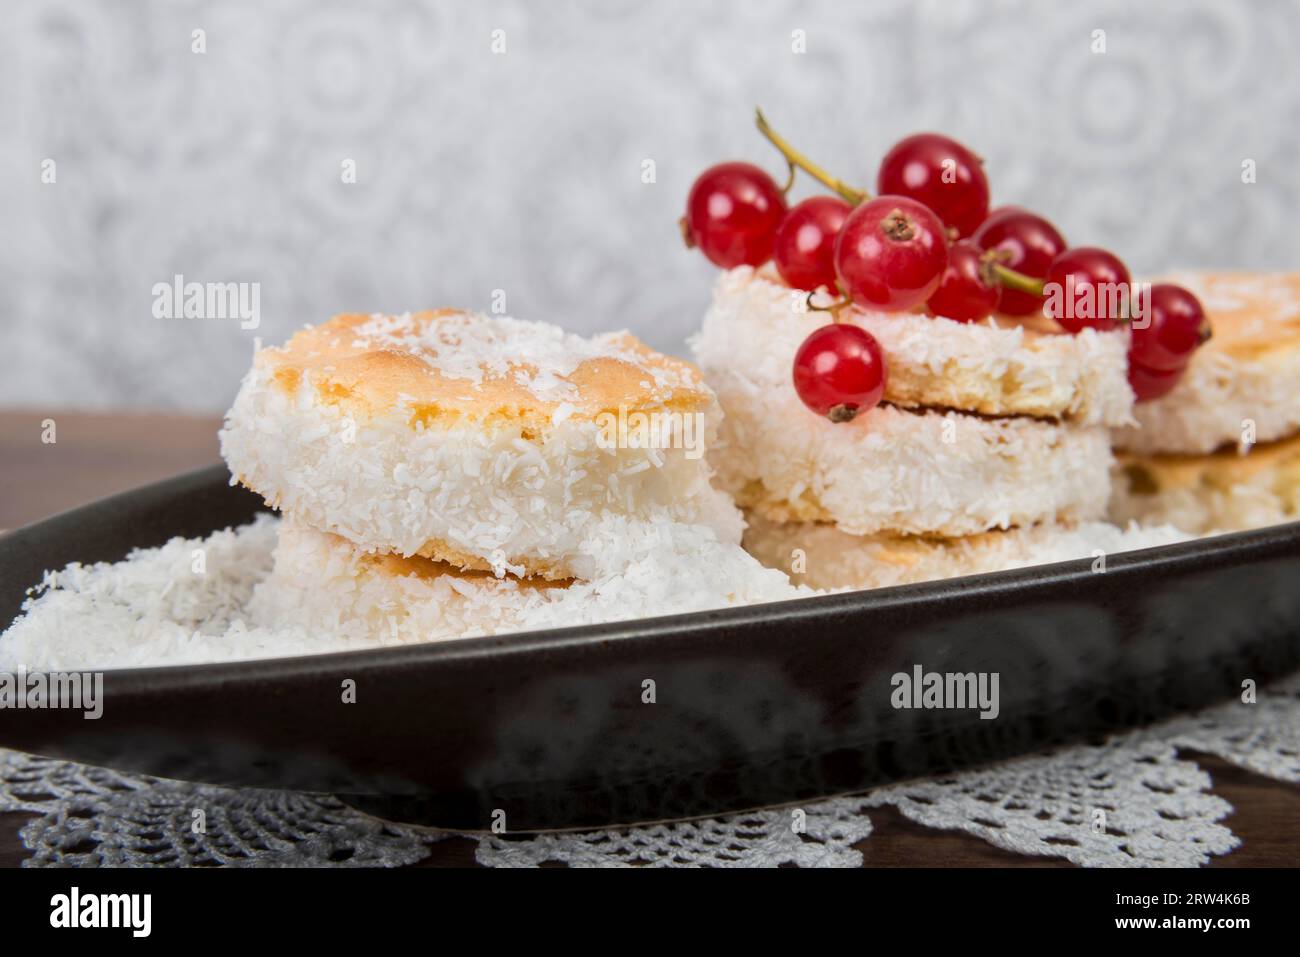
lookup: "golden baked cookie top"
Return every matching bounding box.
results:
[259,309,712,427]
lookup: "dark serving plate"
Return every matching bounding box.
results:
[0,464,1297,831]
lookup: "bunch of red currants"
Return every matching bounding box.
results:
[681,114,1212,421]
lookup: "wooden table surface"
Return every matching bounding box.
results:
[1,409,1298,868]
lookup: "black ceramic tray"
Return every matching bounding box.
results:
[0,464,1297,831]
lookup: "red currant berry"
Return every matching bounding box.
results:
[1129,284,1211,372]
[972,207,1067,315]
[876,133,990,239]
[792,323,888,422]
[773,195,852,291]
[1128,361,1184,403]
[925,241,1000,323]
[833,196,950,312]
[682,162,788,269]
[1043,247,1132,334]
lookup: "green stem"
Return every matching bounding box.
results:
[778,159,797,194]
[755,108,869,205]
[990,263,1046,296]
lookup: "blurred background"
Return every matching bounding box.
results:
[2,0,1298,412]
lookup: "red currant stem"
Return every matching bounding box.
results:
[990,262,1045,296]
[755,108,869,205]
[806,290,852,317]
[778,159,797,194]
[805,291,826,312]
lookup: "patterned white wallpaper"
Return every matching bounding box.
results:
[2,0,1298,411]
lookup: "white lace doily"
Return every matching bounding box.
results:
[3,674,1296,868]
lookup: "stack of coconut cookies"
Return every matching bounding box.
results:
[214,273,1298,637]
[220,308,799,644]
[1110,273,1300,534]
[692,267,1187,589]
